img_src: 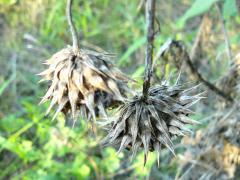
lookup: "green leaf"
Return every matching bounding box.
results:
[133,152,156,177]
[44,1,63,36]
[118,37,146,66]
[178,0,219,28]
[38,175,60,180]
[0,115,26,134]
[78,164,90,178]
[102,148,120,173]
[223,0,237,20]
[0,0,17,5]
[132,65,144,78]
[0,74,15,96]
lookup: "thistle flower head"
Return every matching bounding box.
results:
[102,81,203,165]
[39,46,130,123]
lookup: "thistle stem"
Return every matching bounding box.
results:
[66,0,79,53]
[142,0,156,100]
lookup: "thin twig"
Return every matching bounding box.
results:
[156,40,233,102]
[142,0,156,100]
[215,3,233,61]
[66,0,79,52]
[175,40,233,102]
[183,47,233,102]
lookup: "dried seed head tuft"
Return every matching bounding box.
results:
[102,82,203,165]
[39,47,130,123]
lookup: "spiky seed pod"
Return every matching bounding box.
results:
[102,82,203,165]
[39,46,130,123]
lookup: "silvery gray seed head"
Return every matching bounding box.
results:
[102,82,203,165]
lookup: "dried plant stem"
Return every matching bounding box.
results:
[151,39,233,102]
[142,0,155,100]
[66,0,79,52]
[184,50,233,102]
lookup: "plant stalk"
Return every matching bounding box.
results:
[66,0,79,53]
[142,0,156,100]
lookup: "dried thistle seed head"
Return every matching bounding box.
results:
[102,82,203,165]
[39,46,130,122]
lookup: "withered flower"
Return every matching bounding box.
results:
[39,0,130,124]
[102,82,202,165]
[39,48,129,122]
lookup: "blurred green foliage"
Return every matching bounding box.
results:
[178,0,219,28]
[0,0,239,179]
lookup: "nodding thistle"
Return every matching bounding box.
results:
[101,81,203,165]
[39,48,130,123]
[38,0,202,166]
[39,0,130,125]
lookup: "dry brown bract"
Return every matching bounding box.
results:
[39,46,130,124]
[102,82,202,165]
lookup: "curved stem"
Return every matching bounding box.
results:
[66,0,79,52]
[151,36,233,102]
[184,50,233,102]
[142,0,156,100]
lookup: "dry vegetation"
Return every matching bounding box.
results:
[0,0,239,179]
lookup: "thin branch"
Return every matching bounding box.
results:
[215,3,233,61]
[142,0,156,100]
[182,44,233,102]
[156,40,233,102]
[66,0,79,52]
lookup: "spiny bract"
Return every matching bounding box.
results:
[39,46,130,124]
[102,81,203,165]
